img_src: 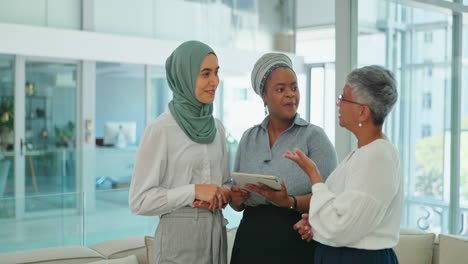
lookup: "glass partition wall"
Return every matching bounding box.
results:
[24,61,78,213]
[0,0,299,253]
[95,63,145,190]
[356,0,468,235]
[460,17,468,235]
[0,57,78,220]
[0,55,15,203]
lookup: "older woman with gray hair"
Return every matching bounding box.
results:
[285,65,403,264]
[229,53,337,264]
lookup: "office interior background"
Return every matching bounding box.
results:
[0,0,467,253]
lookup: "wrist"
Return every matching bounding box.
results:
[287,195,297,210]
[194,184,199,199]
[307,169,322,184]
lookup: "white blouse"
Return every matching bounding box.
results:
[128,110,231,216]
[309,139,403,250]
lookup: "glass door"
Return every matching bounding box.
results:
[0,55,15,219]
[23,60,78,213]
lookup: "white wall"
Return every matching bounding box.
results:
[0,23,174,65]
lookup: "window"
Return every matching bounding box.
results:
[424,31,433,44]
[422,92,432,109]
[236,88,249,101]
[460,18,468,228]
[358,0,459,235]
[421,125,432,138]
[427,67,433,77]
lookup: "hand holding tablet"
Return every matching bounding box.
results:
[231,172,282,191]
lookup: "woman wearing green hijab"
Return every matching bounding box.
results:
[129,40,231,264]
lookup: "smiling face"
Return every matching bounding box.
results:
[195,53,220,104]
[262,67,299,121]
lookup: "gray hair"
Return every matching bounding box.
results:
[347,65,398,126]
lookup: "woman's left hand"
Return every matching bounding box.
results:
[192,187,231,210]
[245,181,292,208]
[293,213,313,242]
[283,148,317,173]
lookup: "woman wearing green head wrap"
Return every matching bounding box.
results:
[129,40,231,264]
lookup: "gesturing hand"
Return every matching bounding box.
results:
[283,148,317,174]
[284,148,323,184]
[245,181,292,208]
[293,213,313,242]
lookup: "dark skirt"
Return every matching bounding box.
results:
[314,241,399,264]
[230,205,316,264]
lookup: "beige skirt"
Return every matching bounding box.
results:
[153,207,227,264]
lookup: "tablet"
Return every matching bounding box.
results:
[231,172,282,191]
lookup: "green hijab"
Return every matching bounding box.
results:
[166,40,217,144]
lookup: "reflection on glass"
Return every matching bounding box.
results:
[405,203,445,234]
[95,63,144,190]
[23,62,78,217]
[358,0,452,234]
[0,188,244,253]
[84,189,157,246]
[0,192,83,252]
[0,55,15,204]
[94,0,294,52]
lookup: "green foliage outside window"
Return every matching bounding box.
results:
[415,117,468,201]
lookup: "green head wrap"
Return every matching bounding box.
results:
[166,40,217,144]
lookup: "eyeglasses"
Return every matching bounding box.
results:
[336,94,367,106]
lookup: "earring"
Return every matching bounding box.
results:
[358,122,362,127]
[264,103,268,116]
